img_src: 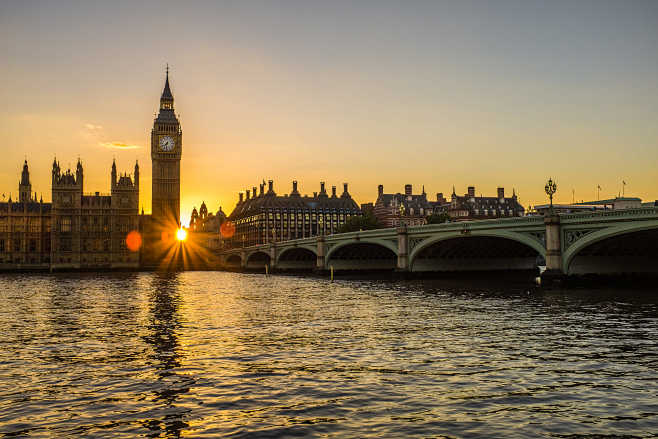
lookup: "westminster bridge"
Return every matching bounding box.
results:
[216,208,658,279]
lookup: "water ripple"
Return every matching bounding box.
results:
[0,272,657,438]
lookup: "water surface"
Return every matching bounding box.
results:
[1,272,657,438]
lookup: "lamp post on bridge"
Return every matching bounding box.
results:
[545,178,557,212]
[542,178,563,285]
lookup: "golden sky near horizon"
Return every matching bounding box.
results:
[1,1,657,225]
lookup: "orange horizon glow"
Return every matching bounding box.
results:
[2,2,657,225]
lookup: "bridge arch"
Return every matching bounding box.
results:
[409,231,545,272]
[245,250,271,270]
[224,253,242,268]
[325,240,397,271]
[325,238,398,262]
[276,246,317,270]
[563,222,658,275]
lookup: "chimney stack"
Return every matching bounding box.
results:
[405,184,412,196]
[468,186,475,198]
[332,185,337,197]
[260,183,264,196]
[253,186,257,197]
[497,187,505,199]
[239,193,244,203]
[378,184,384,196]
[268,180,274,193]
[320,181,326,194]
[292,180,298,195]
[343,183,349,195]
[437,192,443,202]
[246,189,251,200]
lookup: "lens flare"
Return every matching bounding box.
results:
[176,228,188,241]
[220,221,235,239]
[125,230,142,252]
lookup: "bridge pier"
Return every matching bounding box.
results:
[316,235,326,272]
[396,226,409,271]
[542,213,564,285]
[269,243,277,272]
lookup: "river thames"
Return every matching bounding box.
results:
[0,272,656,438]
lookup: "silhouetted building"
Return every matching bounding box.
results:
[449,186,524,220]
[0,70,184,272]
[189,201,226,233]
[374,184,448,227]
[50,158,140,270]
[1,159,139,271]
[0,161,51,269]
[140,68,184,268]
[575,197,642,210]
[226,180,361,247]
[151,67,182,226]
[532,196,646,216]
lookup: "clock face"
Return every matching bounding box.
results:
[159,136,175,152]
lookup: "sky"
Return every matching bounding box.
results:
[1,0,657,225]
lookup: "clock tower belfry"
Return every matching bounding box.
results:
[151,66,182,226]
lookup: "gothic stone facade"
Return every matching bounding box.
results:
[1,71,181,271]
[50,159,140,270]
[0,159,139,271]
[0,161,51,269]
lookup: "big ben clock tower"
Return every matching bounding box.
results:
[151,66,182,226]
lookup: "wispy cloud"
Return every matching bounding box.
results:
[85,123,103,130]
[99,141,140,150]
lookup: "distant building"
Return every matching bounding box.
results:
[0,161,51,269]
[226,180,361,248]
[575,197,642,210]
[374,184,446,227]
[448,186,524,221]
[50,158,140,270]
[189,201,227,233]
[532,196,646,216]
[531,204,606,216]
[0,159,140,271]
[188,202,227,252]
[0,71,189,272]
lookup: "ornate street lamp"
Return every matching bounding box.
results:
[545,178,557,211]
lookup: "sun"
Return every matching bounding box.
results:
[176,228,188,242]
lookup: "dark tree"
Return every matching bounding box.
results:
[426,212,451,224]
[337,211,382,233]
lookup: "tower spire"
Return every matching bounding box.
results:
[161,64,173,100]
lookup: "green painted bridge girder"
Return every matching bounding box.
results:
[218,208,658,273]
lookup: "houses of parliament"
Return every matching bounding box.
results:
[0,70,183,271]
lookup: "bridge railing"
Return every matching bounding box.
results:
[560,207,658,222]
[219,215,547,253]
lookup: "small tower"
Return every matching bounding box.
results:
[19,160,32,203]
[76,159,84,189]
[111,159,117,189]
[134,160,139,190]
[190,207,199,230]
[199,201,208,220]
[52,157,60,185]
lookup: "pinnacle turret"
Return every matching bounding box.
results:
[161,64,173,101]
